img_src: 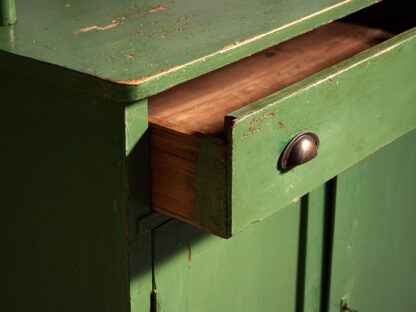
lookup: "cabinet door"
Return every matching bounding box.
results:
[327,129,416,312]
[152,200,302,312]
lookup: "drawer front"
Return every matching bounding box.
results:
[227,28,416,233]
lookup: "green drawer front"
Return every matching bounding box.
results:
[227,27,416,234]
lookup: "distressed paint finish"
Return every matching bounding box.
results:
[227,27,416,234]
[153,201,301,312]
[327,130,416,312]
[1,2,414,312]
[0,67,129,311]
[0,0,16,25]
[125,100,153,312]
[0,0,377,101]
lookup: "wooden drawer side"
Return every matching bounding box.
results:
[150,123,229,237]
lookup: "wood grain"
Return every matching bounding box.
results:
[149,22,393,137]
[149,21,394,235]
[150,123,199,221]
[150,123,229,235]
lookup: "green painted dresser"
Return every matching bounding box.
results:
[1,0,414,311]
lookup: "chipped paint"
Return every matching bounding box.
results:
[116,58,209,85]
[74,23,119,35]
[116,0,357,85]
[125,54,134,59]
[241,127,260,139]
[187,243,191,261]
[249,220,260,226]
[291,197,300,204]
[286,184,294,193]
[149,6,168,13]
[235,37,409,124]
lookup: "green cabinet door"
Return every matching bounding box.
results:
[327,129,416,312]
[152,200,303,312]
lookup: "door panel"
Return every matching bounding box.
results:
[153,200,302,312]
[328,129,416,312]
[152,130,416,311]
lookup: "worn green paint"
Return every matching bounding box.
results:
[227,27,416,235]
[327,129,416,312]
[1,2,414,311]
[125,100,153,312]
[193,137,229,236]
[0,53,153,312]
[0,67,129,311]
[0,0,377,101]
[153,201,301,312]
[0,0,16,25]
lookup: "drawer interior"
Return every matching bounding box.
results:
[147,16,398,235]
[149,21,393,138]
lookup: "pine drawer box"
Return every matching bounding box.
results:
[149,16,416,237]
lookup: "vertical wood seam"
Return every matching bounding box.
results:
[321,178,338,312]
[296,195,310,312]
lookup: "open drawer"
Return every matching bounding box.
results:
[148,16,416,237]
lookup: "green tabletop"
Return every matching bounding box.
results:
[0,0,376,101]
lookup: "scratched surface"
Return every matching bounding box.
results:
[328,130,416,312]
[228,28,416,233]
[0,0,376,100]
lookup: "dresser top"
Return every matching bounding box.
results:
[0,0,376,101]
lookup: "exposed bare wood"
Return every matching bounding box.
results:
[149,22,393,233]
[150,123,228,235]
[149,22,393,137]
[150,124,198,220]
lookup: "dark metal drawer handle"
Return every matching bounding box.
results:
[279,131,320,169]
